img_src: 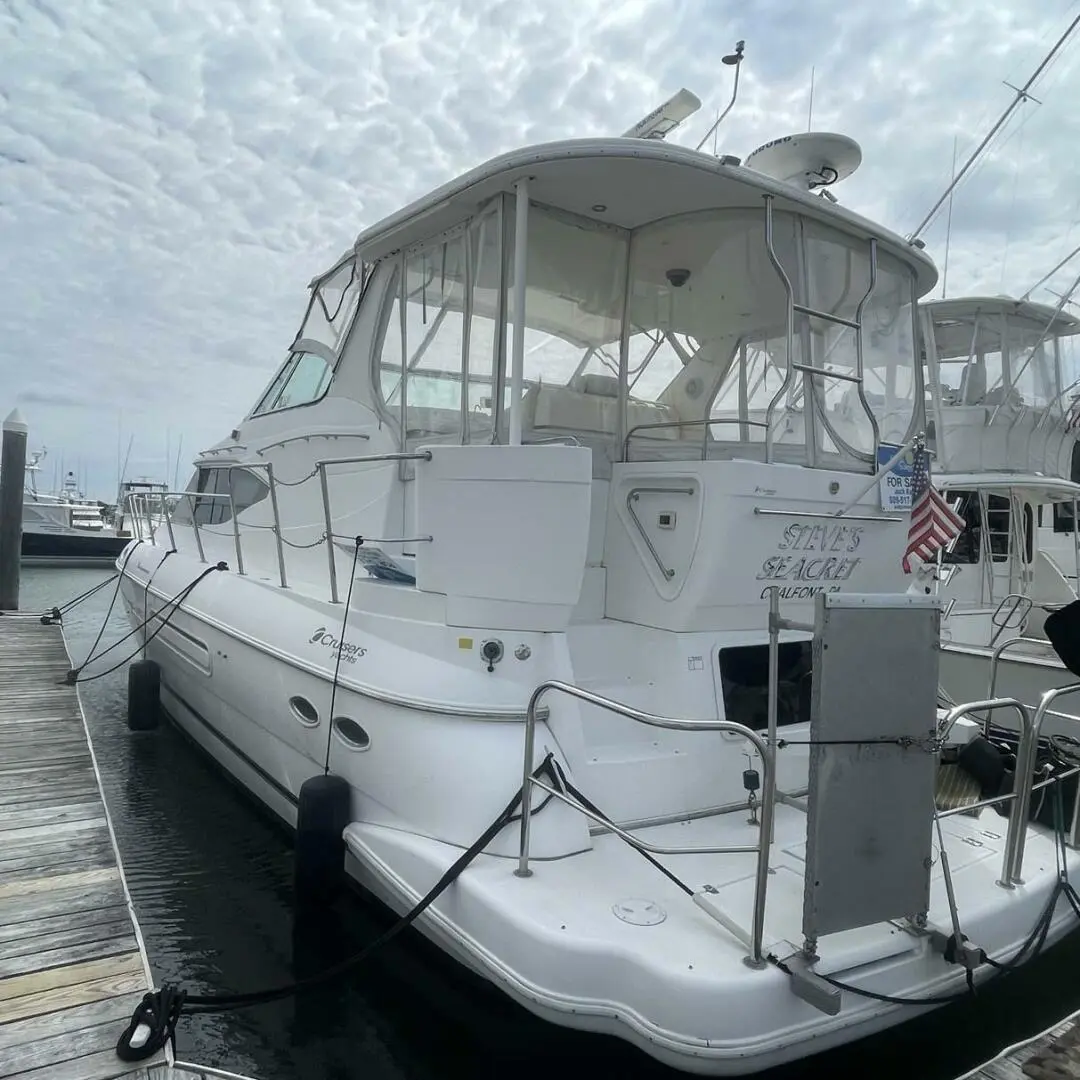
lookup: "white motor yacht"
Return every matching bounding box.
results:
[115,107,1080,1074]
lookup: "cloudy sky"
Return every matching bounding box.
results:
[3,0,1080,498]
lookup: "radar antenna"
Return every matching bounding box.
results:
[622,88,702,141]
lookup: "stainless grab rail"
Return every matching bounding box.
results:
[228,462,287,588]
[514,680,775,969]
[1011,682,1080,878]
[986,635,1058,735]
[622,417,768,461]
[317,451,434,603]
[760,195,880,468]
[937,697,1032,886]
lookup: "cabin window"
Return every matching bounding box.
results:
[1055,503,1076,534]
[172,468,269,526]
[251,350,334,415]
[296,259,365,355]
[942,490,981,564]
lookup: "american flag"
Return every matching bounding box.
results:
[902,444,965,574]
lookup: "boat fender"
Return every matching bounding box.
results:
[127,658,160,732]
[294,774,351,912]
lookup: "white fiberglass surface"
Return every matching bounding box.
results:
[346,798,1079,1048]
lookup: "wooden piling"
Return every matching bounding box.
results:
[0,409,27,612]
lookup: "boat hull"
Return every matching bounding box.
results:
[22,527,129,568]
[116,547,1080,1075]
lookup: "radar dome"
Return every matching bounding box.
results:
[744,133,862,191]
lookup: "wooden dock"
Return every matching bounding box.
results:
[958,1006,1080,1079]
[0,616,258,1080]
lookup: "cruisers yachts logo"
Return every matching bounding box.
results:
[309,627,367,663]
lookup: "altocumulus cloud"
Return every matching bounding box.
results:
[1,0,1080,495]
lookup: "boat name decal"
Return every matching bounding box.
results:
[755,521,865,595]
[309,627,367,662]
[776,522,863,553]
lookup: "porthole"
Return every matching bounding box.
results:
[333,717,371,751]
[289,696,320,727]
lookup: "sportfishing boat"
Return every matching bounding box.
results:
[20,453,129,567]
[115,93,1080,1074]
[916,295,1080,732]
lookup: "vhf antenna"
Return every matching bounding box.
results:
[695,40,746,153]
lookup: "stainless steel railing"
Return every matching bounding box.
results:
[515,679,775,969]
[622,417,769,462]
[986,633,1067,735]
[125,451,438,602]
[937,697,1033,886]
[1010,682,1080,873]
[761,195,880,468]
[316,451,434,603]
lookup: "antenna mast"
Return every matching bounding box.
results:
[695,41,746,152]
[909,12,1080,243]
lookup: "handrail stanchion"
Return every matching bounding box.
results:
[228,485,244,576]
[514,680,773,968]
[515,687,542,879]
[189,496,206,563]
[319,463,339,604]
[938,697,1031,887]
[231,462,287,588]
[163,494,177,551]
[1013,682,1080,880]
[264,462,287,588]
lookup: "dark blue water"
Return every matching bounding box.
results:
[19,567,1080,1080]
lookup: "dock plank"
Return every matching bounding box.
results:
[0,618,164,1079]
[960,1005,1080,1079]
